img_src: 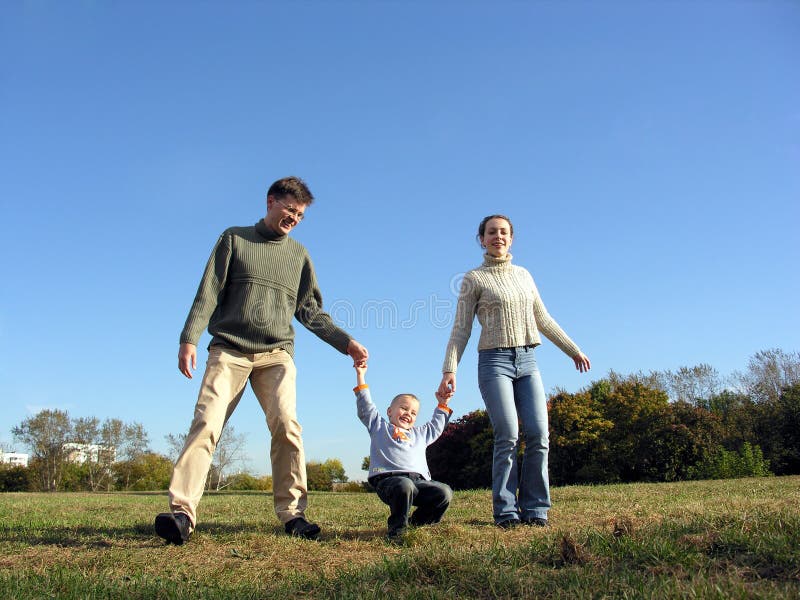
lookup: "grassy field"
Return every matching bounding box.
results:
[0,476,798,599]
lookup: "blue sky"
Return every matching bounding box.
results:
[2,2,798,481]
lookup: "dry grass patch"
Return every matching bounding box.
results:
[1,478,799,598]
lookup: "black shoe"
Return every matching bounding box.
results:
[409,512,429,527]
[522,517,549,528]
[386,527,407,544]
[154,512,192,545]
[285,517,321,540]
[495,518,521,529]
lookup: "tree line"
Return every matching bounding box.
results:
[1,408,353,493]
[428,348,800,489]
[6,412,156,492]
[4,348,798,493]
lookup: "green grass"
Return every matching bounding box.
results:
[1,477,798,598]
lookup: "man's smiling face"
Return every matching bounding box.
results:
[264,194,307,235]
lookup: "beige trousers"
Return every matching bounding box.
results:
[168,345,307,526]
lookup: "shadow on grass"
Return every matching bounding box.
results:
[92,490,274,498]
[466,518,495,526]
[0,524,160,547]
[0,521,262,547]
[0,520,394,547]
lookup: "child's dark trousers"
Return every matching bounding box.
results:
[371,472,453,536]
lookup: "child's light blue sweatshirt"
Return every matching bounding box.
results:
[354,385,452,481]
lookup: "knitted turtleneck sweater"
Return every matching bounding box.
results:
[442,253,581,373]
[180,219,351,357]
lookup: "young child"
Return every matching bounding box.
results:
[354,362,454,542]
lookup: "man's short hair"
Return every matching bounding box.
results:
[268,176,314,205]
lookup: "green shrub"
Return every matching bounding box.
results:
[223,473,273,491]
[0,466,31,492]
[689,442,772,480]
[333,481,368,493]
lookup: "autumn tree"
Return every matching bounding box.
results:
[12,410,153,492]
[773,383,800,474]
[0,464,30,492]
[550,379,721,484]
[113,452,173,491]
[164,432,187,462]
[606,369,667,395]
[652,401,722,481]
[587,379,673,481]
[118,421,150,462]
[708,390,759,450]
[12,409,72,491]
[71,417,117,491]
[664,364,723,407]
[210,425,247,490]
[736,348,800,404]
[306,459,347,491]
[427,410,494,490]
[749,382,800,475]
[163,425,248,491]
[223,473,273,491]
[548,389,614,485]
[90,418,151,490]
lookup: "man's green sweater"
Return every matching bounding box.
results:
[180,220,351,357]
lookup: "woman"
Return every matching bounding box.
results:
[438,214,590,528]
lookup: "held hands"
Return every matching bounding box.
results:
[354,361,367,387]
[437,372,456,401]
[347,340,368,386]
[347,339,369,367]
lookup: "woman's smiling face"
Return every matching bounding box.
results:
[480,217,513,257]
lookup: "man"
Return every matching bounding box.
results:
[155,176,368,544]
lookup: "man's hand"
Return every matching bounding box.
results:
[347,339,369,366]
[178,343,197,379]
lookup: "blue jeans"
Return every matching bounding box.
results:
[478,347,550,523]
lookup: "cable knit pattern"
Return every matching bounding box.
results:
[442,253,581,373]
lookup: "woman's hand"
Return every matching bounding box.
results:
[438,372,456,398]
[573,353,591,373]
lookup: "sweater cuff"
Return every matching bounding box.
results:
[437,404,453,415]
[353,384,369,392]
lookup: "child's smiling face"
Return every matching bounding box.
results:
[387,395,420,430]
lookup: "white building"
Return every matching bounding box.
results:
[0,451,29,468]
[63,443,116,464]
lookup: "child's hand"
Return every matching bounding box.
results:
[435,390,450,405]
[354,361,367,385]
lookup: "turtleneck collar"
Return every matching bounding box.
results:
[482,252,513,267]
[256,219,287,242]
